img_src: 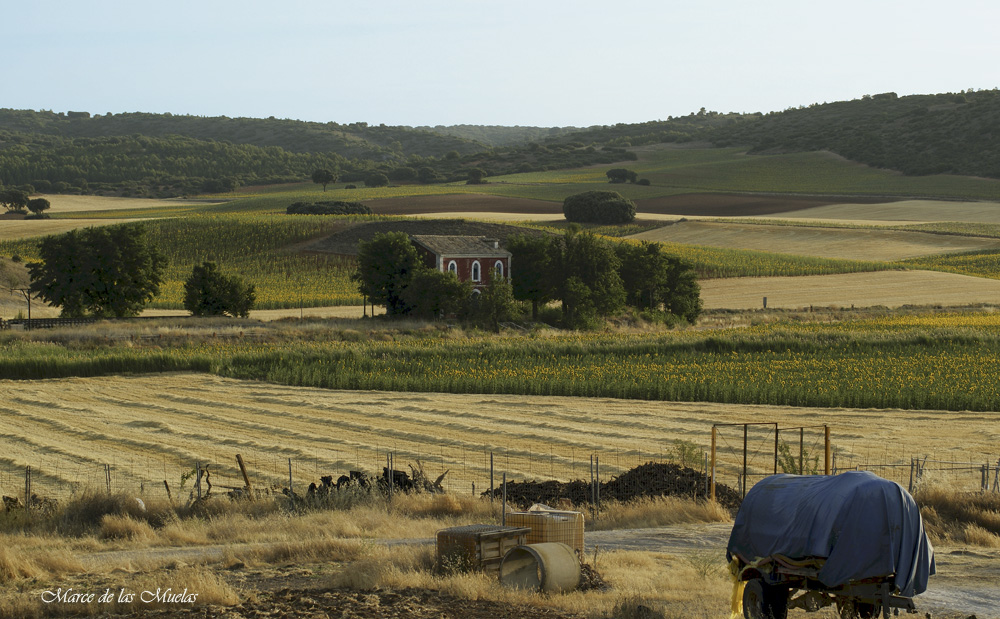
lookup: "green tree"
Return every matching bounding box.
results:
[353,232,424,316]
[183,261,256,318]
[365,172,390,188]
[417,166,442,184]
[476,269,519,332]
[466,167,487,184]
[606,168,638,183]
[27,197,51,218]
[616,241,702,322]
[507,234,555,320]
[311,169,336,191]
[562,190,636,224]
[401,269,472,319]
[28,224,166,317]
[1,189,29,213]
[662,254,702,323]
[553,229,625,327]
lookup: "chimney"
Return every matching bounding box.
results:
[482,237,499,249]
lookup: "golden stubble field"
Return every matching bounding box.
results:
[628,220,1000,260]
[2,373,996,503]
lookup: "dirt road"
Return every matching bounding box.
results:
[78,523,998,618]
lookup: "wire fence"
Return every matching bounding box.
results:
[3,437,997,511]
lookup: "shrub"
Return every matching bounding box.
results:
[562,190,636,224]
[286,201,372,215]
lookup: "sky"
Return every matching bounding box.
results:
[4,0,1000,128]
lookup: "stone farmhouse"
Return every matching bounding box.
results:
[410,235,511,293]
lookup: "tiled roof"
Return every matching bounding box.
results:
[410,235,511,258]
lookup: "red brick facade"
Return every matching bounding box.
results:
[410,236,512,291]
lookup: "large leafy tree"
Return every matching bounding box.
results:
[183,261,256,318]
[1,189,29,213]
[400,269,471,319]
[562,190,636,224]
[552,229,625,327]
[475,268,519,332]
[29,224,166,317]
[507,234,555,320]
[353,231,425,316]
[617,240,702,322]
[311,169,336,191]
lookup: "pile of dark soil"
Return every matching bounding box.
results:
[306,219,552,255]
[484,462,742,511]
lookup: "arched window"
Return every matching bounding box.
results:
[494,260,504,279]
[447,260,458,275]
[471,260,481,282]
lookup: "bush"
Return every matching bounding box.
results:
[562,190,636,224]
[286,201,372,215]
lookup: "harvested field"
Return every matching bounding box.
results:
[775,199,1000,224]
[1,374,995,503]
[700,270,1000,309]
[34,194,224,213]
[628,220,1000,260]
[0,217,141,241]
[632,193,890,217]
[367,194,561,216]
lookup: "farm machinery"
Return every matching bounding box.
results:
[727,471,935,619]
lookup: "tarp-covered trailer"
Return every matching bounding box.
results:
[727,472,935,619]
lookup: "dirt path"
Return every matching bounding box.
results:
[77,524,998,618]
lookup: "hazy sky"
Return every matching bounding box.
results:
[5,0,999,127]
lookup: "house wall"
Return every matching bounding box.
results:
[442,256,510,288]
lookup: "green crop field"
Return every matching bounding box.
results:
[4,312,1000,412]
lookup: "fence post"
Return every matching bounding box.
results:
[710,425,717,502]
[908,458,915,494]
[742,424,748,499]
[490,452,494,505]
[824,425,831,475]
[595,455,601,516]
[195,462,202,500]
[105,464,112,495]
[24,465,31,510]
[773,424,779,475]
[799,427,804,475]
[502,472,507,526]
[703,452,709,498]
[288,458,293,495]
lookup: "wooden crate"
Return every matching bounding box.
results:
[436,525,530,574]
[505,510,585,554]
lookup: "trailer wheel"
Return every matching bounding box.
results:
[837,599,882,619]
[742,579,788,619]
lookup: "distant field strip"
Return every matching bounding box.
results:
[699,270,1000,309]
[627,220,1000,261]
[1,374,996,501]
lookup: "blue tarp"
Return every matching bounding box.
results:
[726,472,935,597]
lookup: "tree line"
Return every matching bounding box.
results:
[28,224,255,318]
[354,229,701,330]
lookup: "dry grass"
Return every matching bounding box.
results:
[326,542,732,618]
[916,483,1000,547]
[590,497,730,531]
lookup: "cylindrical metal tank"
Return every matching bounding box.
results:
[499,542,581,593]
